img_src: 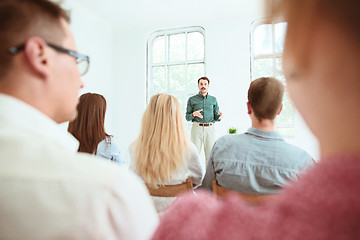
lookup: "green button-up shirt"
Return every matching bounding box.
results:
[186,93,221,123]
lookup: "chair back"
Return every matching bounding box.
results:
[146,178,193,197]
[212,179,276,205]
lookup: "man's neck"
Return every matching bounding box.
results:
[200,92,208,97]
[251,118,276,132]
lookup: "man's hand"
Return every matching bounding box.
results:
[193,109,203,119]
[219,111,223,120]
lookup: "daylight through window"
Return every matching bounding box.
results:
[250,20,295,138]
[147,27,205,112]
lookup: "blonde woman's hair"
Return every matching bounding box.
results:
[134,94,189,186]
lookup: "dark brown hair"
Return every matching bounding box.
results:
[0,0,70,78]
[68,93,110,154]
[248,77,284,121]
[198,77,210,84]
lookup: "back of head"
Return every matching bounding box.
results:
[0,0,70,78]
[68,93,108,154]
[135,94,189,185]
[248,77,284,121]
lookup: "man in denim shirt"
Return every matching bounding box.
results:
[202,77,315,194]
[186,77,223,166]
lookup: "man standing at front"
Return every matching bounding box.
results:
[186,77,222,165]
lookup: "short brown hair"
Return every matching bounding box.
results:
[198,77,210,84]
[248,77,284,121]
[68,93,110,154]
[0,0,70,78]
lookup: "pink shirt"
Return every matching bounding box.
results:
[152,155,360,240]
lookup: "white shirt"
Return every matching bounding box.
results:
[0,94,159,240]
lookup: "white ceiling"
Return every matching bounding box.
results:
[72,0,263,27]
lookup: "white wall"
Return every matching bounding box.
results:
[61,1,117,134]
[65,0,319,163]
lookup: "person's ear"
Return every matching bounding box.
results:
[23,37,50,79]
[277,104,283,115]
[247,102,252,114]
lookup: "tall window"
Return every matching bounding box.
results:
[147,27,205,111]
[250,20,295,138]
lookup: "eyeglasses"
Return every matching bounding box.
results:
[8,42,90,76]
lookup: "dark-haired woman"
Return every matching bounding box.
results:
[68,93,124,164]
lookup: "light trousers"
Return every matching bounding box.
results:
[190,123,216,166]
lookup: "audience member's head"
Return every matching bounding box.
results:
[68,93,110,154]
[134,94,189,186]
[269,0,360,157]
[0,0,87,123]
[247,77,284,122]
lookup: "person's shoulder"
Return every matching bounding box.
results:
[282,141,312,157]
[276,141,314,166]
[154,190,219,224]
[216,133,247,145]
[62,153,135,188]
[152,190,247,240]
[211,133,247,156]
[103,135,114,144]
[106,135,120,148]
[207,94,217,100]
[70,154,158,239]
[188,94,199,100]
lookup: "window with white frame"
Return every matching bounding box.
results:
[250,19,295,138]
[147,27,205,112]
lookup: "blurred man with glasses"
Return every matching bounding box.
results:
[0,0,158,239]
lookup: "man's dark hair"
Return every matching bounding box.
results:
[248,77,284,121]
[0,0,70,78]
[198,77,210,84]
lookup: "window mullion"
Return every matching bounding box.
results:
[272,23,276,78]
[166,34,169,92]
[185,32,189,92]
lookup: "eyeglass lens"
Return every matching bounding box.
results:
[77,59,89,76]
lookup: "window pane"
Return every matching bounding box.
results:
[188,63,205,91]
[275,22,287,53]
[169,65,186,91]
[277,92,295,124]
[153,36,165,63]
[152,66,166,93]
[187,32,204,60]
[169,34,186,62]
[275,57,286,84]
[171,94,187,114]
[254,24,272,55]
[253,58,273,79]
[277,127,295,138]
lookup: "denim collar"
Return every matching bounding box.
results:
[245,127,283,140]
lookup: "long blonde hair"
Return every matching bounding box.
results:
[134,94,189,185]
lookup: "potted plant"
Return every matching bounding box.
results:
[228,127,237,134]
